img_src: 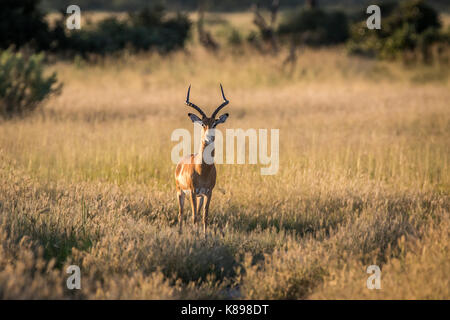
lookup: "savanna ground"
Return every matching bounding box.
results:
[0,12,449,299]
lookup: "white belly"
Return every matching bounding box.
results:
[196,188,210,195]
[181,188,210,196]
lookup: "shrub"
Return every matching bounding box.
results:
[278,8,349,46]
[227,28,243,47]
[0,49,61,118]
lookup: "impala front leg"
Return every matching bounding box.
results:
[197,196,204,222]
[203,192,212,237]
[189,191,198,225]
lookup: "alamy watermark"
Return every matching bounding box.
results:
[66,5,81,30]
[366,265,381,289]
[366,5,381,30]
[66,265,81,290]
[62,5,381,31]
[171,125,279,175]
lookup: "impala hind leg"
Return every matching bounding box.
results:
[177,191,185,233]
[196,196,204,223]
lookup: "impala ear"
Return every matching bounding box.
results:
[188,113,203,125]
[213,113,229,127]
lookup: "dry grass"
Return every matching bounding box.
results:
[0,11,449,299]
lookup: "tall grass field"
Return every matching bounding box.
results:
[0,12,449,299]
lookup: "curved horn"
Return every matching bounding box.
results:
[211,84,229,118]
[186,85,206,118]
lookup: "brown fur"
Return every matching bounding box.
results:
[175,120,217,236]
[175,87,229,237]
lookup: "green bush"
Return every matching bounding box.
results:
[347,0,446,61]
[0,49,61,118]
[278,8,349,46]
[227,28,243,47]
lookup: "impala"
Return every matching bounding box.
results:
[175,84,230,236]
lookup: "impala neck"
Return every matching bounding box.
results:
[195,138,215,173]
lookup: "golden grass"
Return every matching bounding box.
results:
[0,12,449,298]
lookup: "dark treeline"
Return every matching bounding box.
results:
[40,0,450,12]
[1,1,191,55]
[2,0,448,61]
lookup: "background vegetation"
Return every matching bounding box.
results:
[0,1,191,55]
[0,49,61,118]
[348,0,449,61]
[39,0,450,12]
[0,0,448,299]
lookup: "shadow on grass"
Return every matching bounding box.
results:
[4,209,99,269]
